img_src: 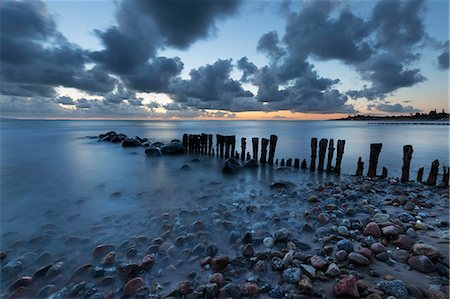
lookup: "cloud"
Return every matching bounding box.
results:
[237,57,257,83]
[57,96,75,105]
[373,103,421,113]
[257,31,285,61]
[437,41,449,70]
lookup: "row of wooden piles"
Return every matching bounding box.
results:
[357,143,449,186]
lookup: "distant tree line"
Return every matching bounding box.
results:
[339,109,449,121]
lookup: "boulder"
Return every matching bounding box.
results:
[334,275,359,298]
[379,280,408,298]
[408,255,436,273]
[412,243,441,259]
[145,147,162,157]
[122,138,141,147]
[161,141,185,155]
[243,159,258,168]
[223,157,241,174]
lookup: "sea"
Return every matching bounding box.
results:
[0,119,448,292]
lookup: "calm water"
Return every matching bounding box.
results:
[0,119,448,292]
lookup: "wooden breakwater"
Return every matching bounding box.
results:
[181,133,449,186]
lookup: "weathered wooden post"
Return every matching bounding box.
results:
[241,138,246,161]
[182,134,188,151]
[260,138,269,164]
[301,159,307,169]
[275,158,279,165]
[401,145,413,183]
[417,167,424,182]
[208,134,213,155]
[426,160,439,186]
[235,152,240,159]
[286,158,292,167]
[310,138,318,172]
[443,166,449,186]
[334,140,345,174]
[280,159,285,167]
[225,136,231,158]
[231,136,236,158]
[216,134,220,157]
[381,167,388,179]
[318,138,328,172]
[203,133,208,155]
[294,158,300,169]
[246,152,251,161]
[212,148,215,157]
[268,135,278,165]
[252,138,259,161]
[188,134,193,153]
[219,135,225,158]
[326,139,335,172]
[356,157,364,176]
[367,143,382,177]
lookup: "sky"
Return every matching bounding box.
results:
[0,0,449,120]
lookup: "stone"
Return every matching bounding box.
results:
[161,141,185,155]
[118,263,139,281]
[243,159,258,168]
[243,244,254,258]
[274,228,291,242]
[435,262,449,278]
[93,244,115,258]
[179,281,191,296]
[282,250,294,267]
[145,147,162,156]
[317,213,330,224]
[310,255,328,270]
[38,284,58,298]
[337,239,354,253]
[2,260,23,275]
[370,242,386,254]
[102,251,116,266]
[412,243,441,259]
[122,138,141,147]
[390,235,413,250]
[391,249,410,263]
[334,275,359,298]
[373,213,390,224]
[337,226,350,237]
[9,276,33,291]
[379,280,408,298]
[211,256,230,272]
[123,277,145,297]
[408,255,436,273]
[308,195,319,203]
[209,273,225,287]
[358,248,373,259]
[269,285,284,298]
[219,283,241,298]
[223,157,241,174]
[348,252,370,266]
[403,201,416,211]
[325,263,341,277]
[300,264,317,279]
[363,222,382,237]
[298,276,313,294]
[243,282,259,295]
[415,221,428,230]
[335,250,348,262]
[382,226,400,237]
[205,283,219,298]
[139,254,155,271]
[263,237,274,248]
[271,257,283,271]
[406,227,418,238]
[375,252,389,261]
[282,267,302,284]
[254,260,267,273]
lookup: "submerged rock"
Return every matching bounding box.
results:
[121,138,141,147]
[223,157,241,174]
[161,141,185,155]
[145,147,162,157]
[243,159,258,168]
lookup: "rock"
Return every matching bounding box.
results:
[282,250,294,267]
[161,141,185,155]
[270,181,294,189]
[391,249,410,263]
[2,260,23,275]
[223,157,241,174]
[310,255,328,270]
[348,252,370,266]
[205,283,219,298]
[308,195,319,203]
[179,164,190,170]
[382,225,400,237]
[379,280,408,298]
[300,264,316,279]
[209,273,225,287]
[46,262,64,279]
[415,221,428,230]
[179,281,191,296]
[363,222,382,237]
[118,263,139,281]
[317,213,330,224]
[271,257,283,271]
[243,159,258,168]
[358,248,373,259]
[373,213,390,224]
[219,283,241,298]
[406,227,418,238]
[269,285,284,298]
[337,239,354,253]
[390,235,413,250]
[93,244,115,258]
[123,277,145,297]
[37,284,58,298]
[435,262,449,278]
[282,267,302,284]
[337,226,350,237]
[122,138,141,147]
[9,276,33,291]
[375,252,389,261]
[370,242,386,255]
[408,255,436,273]
[243,244,254,258]
[299,276,313,294]
[274,228,291,243]
[263,237,274,248]
[102,251,116,266]
[254,260,267,273]
[412,243,441,259]
[335,250,348,262]
[326,263,341,277]
[145,147,162,156]
[211,256,230,272]
[243,282,259,295]
[334,275,359,298]
[139,255,155,271]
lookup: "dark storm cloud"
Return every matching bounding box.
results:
[257,31,285,61]
[56,96,75,105]
[134,0,241,49]
[437,41,449,70]
[237,57,257,83]
[170,59,253,104]
[374,103,421,113]
[0,0,117,97]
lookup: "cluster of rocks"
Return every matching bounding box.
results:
[1,173,448,298]
[97,131,185,156]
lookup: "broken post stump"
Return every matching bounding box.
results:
[230,136,236,158]
[318,138,328,172]
[208,134,213,155]
[443,166,449,186]
[310,138,318,172]
[280,159,285,167]
[241,138,246,161]
[301,159,307,169]
[294,158,300,169]
[275,159,278,165]
[334,140,345,174]
[286,158,292,167]
[246,152,250,161]
[356,157,364,176]
[252,138,259,161]
[426,160,439,186]
[326,139,335,172]
[381,167,388,179]
[182,134,188,150]
[367,143,382,177]
[260,138,269,164]
[268,135,278,165]
[401,145,413,183]
[417,167,424,182]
